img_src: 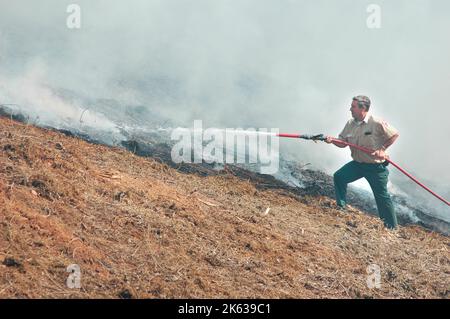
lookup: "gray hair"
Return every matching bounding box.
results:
[353,95,371,110]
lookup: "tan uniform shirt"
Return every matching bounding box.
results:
[338,114,399,164]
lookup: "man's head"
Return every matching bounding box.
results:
[350,95,370,121]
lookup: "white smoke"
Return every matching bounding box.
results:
[0,61,118,131]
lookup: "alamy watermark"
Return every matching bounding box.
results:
[66,4,81,29]
[171,120,279,174]
[367,4,381,29]
[366,263,381,289]
[66,264,81,289]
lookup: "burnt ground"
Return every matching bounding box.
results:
[0,113,449,298]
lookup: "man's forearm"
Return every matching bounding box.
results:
[332,140,347,148]
[381,134,399,150]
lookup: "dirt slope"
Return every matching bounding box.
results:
[0,116,448,298]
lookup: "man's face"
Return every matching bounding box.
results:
[350,100,367,121]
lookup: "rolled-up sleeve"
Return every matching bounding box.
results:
[338,121,351,141]
[377,119,398,140]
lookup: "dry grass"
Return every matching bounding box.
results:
[0,117,448,299]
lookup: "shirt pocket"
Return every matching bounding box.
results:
[359,130,376,149]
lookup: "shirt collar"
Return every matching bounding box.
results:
[356,113,371,125]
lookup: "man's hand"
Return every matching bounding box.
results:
[326,136,347,148]
[325,136,333,144]
[371,149,388,161]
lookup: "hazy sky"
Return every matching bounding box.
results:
[0,0,449,212]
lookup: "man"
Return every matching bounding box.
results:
[325,95,399,229]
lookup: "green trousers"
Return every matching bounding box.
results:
[333,160,398,229]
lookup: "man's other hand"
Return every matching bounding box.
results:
[371,149,387,160]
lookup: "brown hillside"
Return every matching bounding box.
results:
[0,116,448,298]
